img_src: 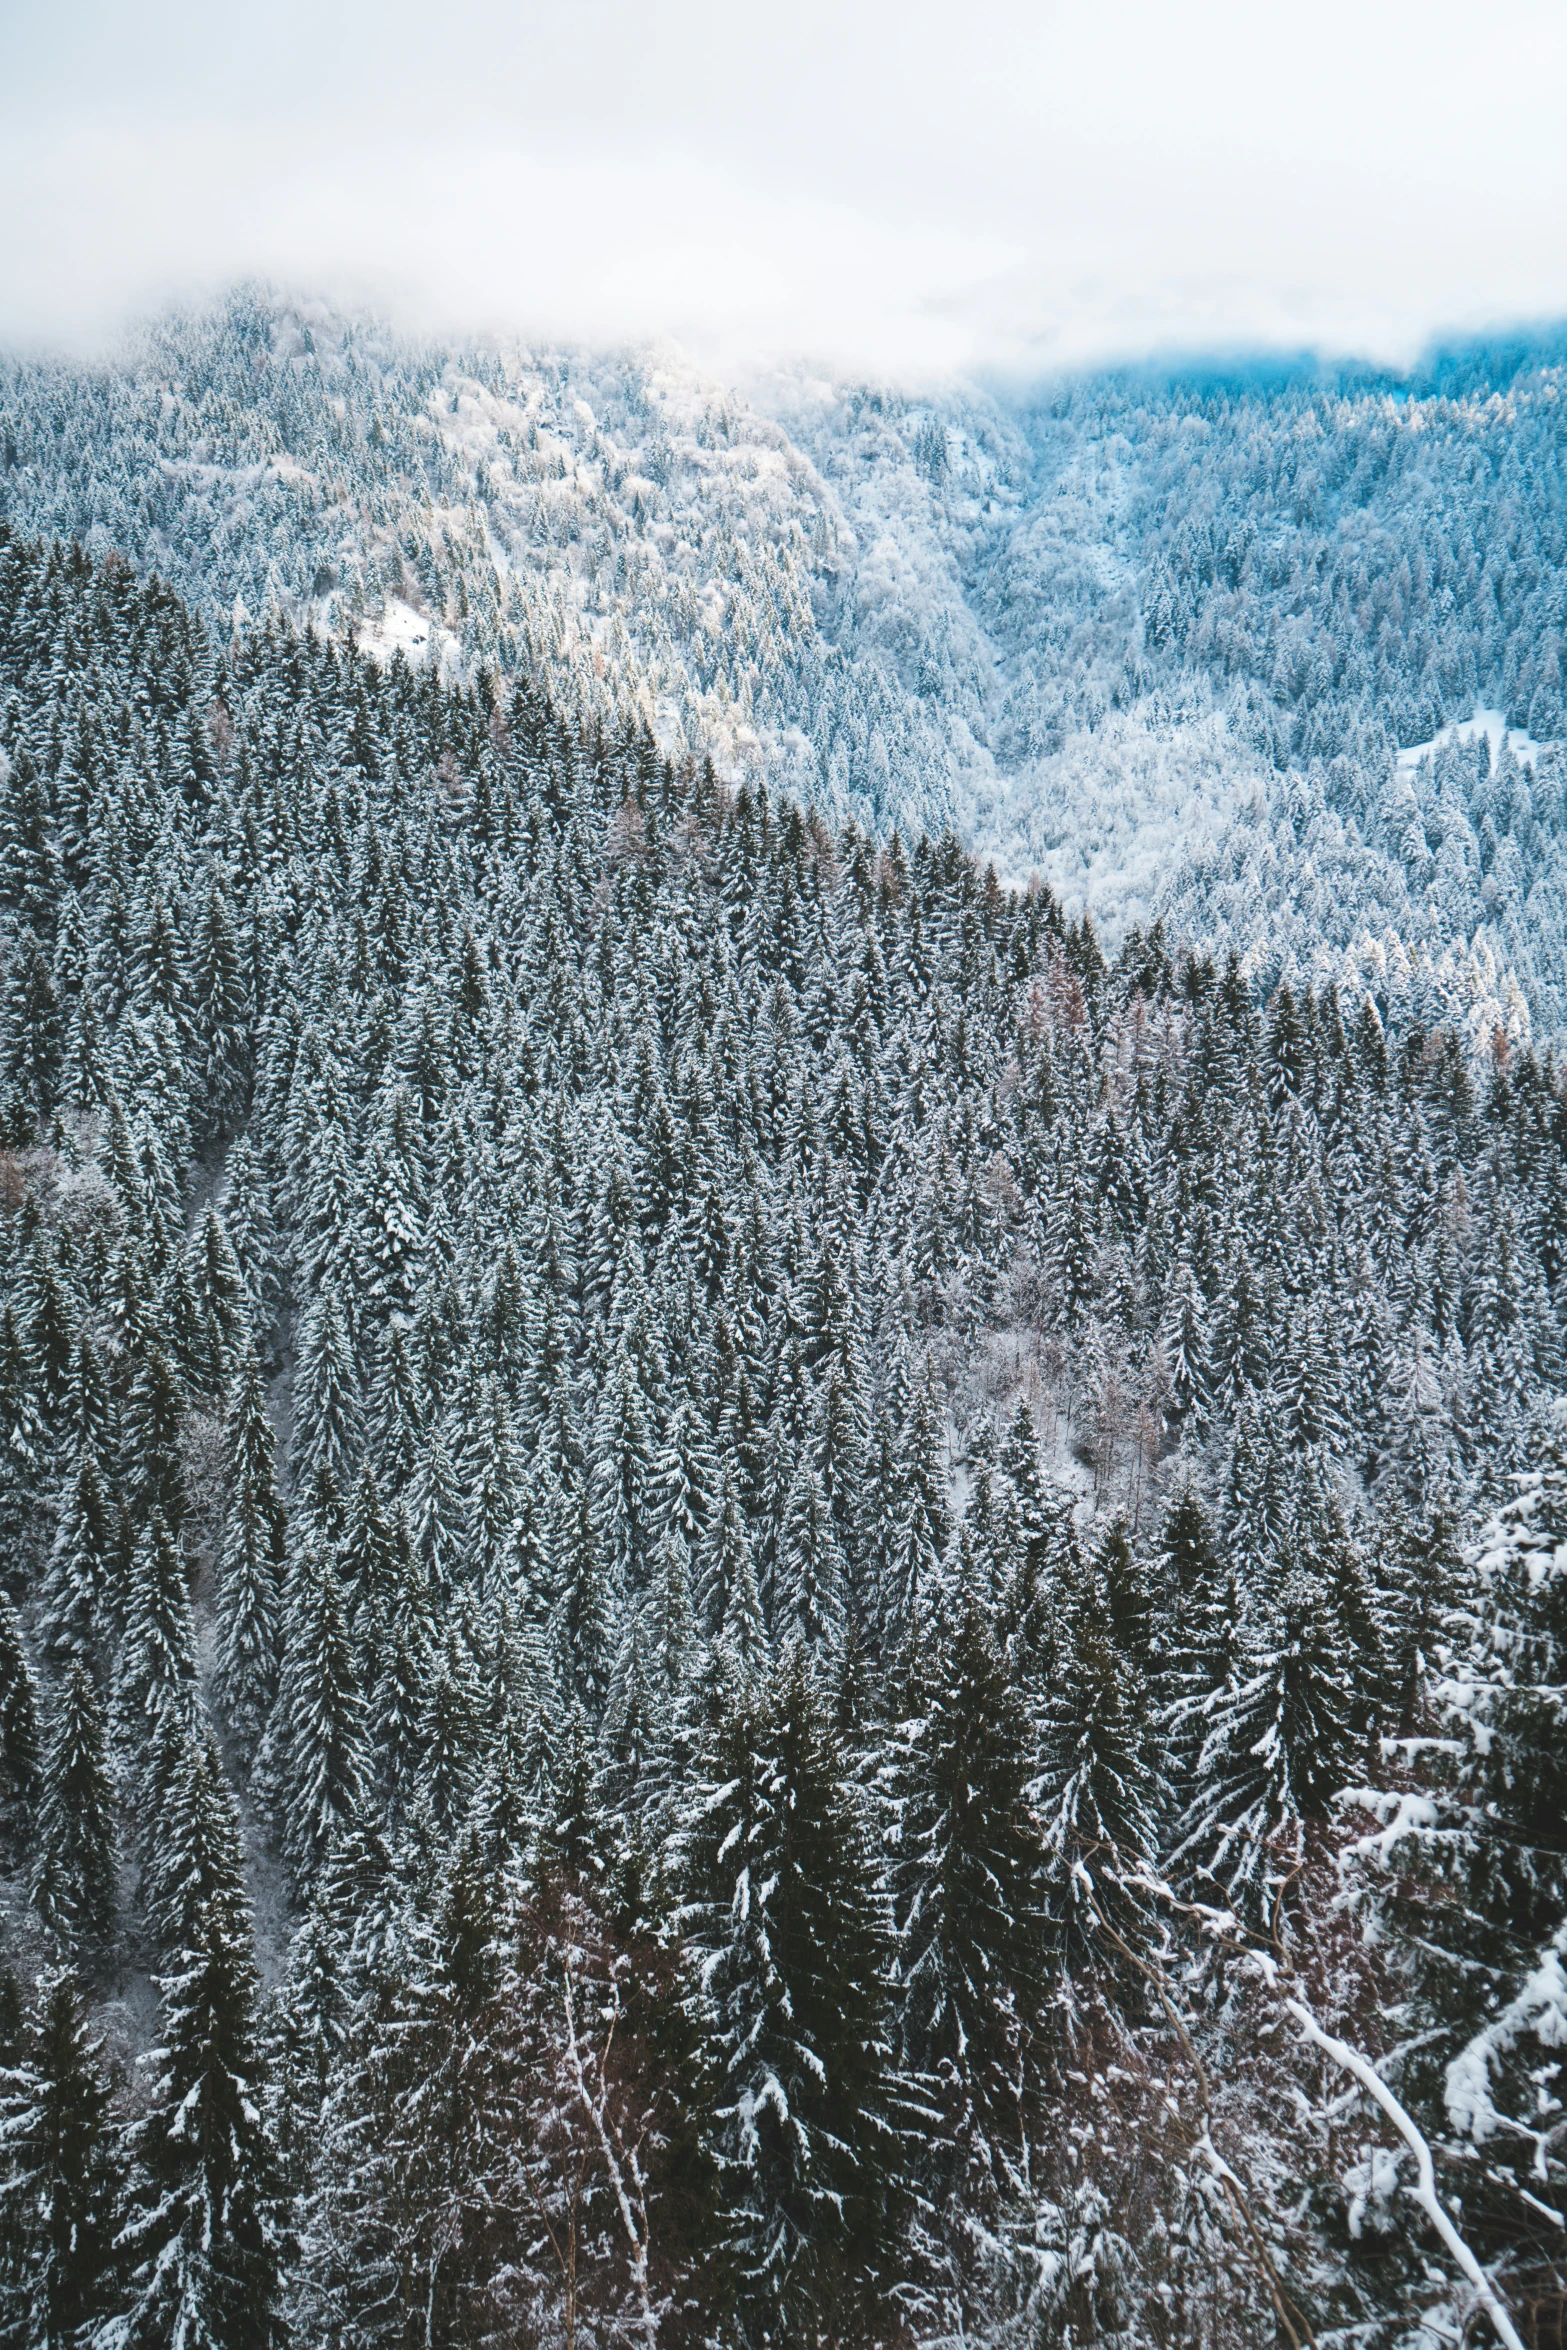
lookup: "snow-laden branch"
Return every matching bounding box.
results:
[1283,1998,1527,2350]
[561,1968,661,2349]
[1112,1863,1536,2348]
[1445,1918,1567,2173]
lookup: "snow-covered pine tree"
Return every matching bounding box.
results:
[775,1456,848,1655]
[676,1641,896,2342]
[0,1969,125,2346]
[33,1661,116,1961]
[1036,1616,1166,1984]
[256,1541,365,1890]
[1172,1563,1358,1928]
[891,1577,1049,2204]
[214,1338,287,1759]
[120,1755,280,2349]
[0,1594,40,1872]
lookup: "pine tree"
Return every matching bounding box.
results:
[214,1341,287,1759]
[468,1377,523,1600]
[263,1902,348,2208]
[113,1508,199,1797]
[33,1663,116,1960]
[1152,1481,1231,1802]
[0,1595,41,1872]
[354,1079,427,1324]
[194,1203,248,1386]
[1037,1621,1166,1981]
[120,1758,280,2349]
[121,1340,186,1535]
[257,1543,365,1889]
[192,865,252,1141]
[676,1642,895,2342]
[0,1969,125,2347]
[338,1462,398,1636]
[408,1402,470,1592]
[892,1583,1049,2194]
[289,1277,364,1498]
[1388,1412,1567,2058]
[775,1456,848,1654]
[536,1700,612,1884]
[366,1524,435,1823]
[416,1623,484,1838]
[556,1472,619,1720]
[1172,1567,1358,1926]
[38,1447,115,1672]
[885,1376,952,1651]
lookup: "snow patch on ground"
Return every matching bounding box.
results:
[355,596,454,671]
[1399,707,1550,773]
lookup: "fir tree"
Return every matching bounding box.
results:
[892,1584,1049,2192]
[257,1543,365,1889]
[775,1457,848,1654]
[0,1594,41,1871]
[33,1663,116,1961]
[1037,1622,1166,1981]
[677,1643,895,2342]
[38,1447,115,1672]
[289,1278,364,1499]
[214,1340,287,1759]
[120,1760,280,2350]
[0,1969,125,2347]
[112,1509,199,1798]
[1173,1568,1358,1926]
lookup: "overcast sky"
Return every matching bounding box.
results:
[3,0,1566,380]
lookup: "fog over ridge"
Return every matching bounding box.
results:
[6,0,1567,375]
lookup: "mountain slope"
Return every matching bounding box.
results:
[4,294,1566,1038]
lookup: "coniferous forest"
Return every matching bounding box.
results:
[0,494,1564,2350]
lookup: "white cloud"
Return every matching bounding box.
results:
[4,0,1567,374]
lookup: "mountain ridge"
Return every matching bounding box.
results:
[4,289,1566,1044]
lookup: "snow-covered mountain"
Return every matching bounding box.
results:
[4,292,1565,1039]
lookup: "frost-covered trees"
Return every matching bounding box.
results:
[0,520,1560,2342]
[119,1752,280,2348]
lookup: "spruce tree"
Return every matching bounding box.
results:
[33,1662,116,1961]
[0,1969,125,2347]
[121,1340,186,1536]
[37,1447,114,1672]
[112,1508,199,1799]
[289,1276,363,1498]
[257,1543,365,1889]
[214,1340,287,1759]
[0,1595,40,1872]
[677,1642,895,2342]
[1172,1567,1358,1926]
[775,1456,848,1654]
[1037,1621,1166,1981]
[120,1760,280,2349]
[891,1583,1049,2191]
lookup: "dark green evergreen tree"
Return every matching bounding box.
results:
[120,1756,280,2349]
[0,1969,125,2348]
[0,1595,40,1872]
[891,1583,1048,2199]
[33,1662,116,1961]
[677,1643,896,2344]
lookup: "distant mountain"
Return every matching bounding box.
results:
[4,292,1565,1040]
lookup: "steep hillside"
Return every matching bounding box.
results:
[0,526,1564,2347]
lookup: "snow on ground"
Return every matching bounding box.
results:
[354,595,455,672]
[1399,707,1550,773]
